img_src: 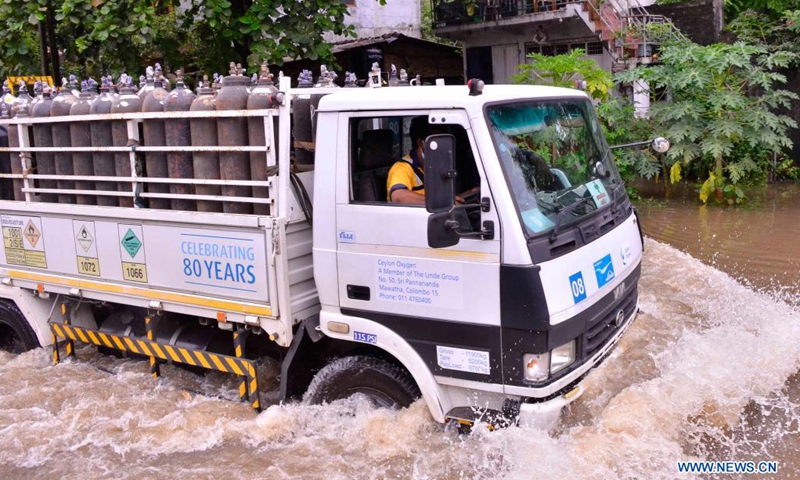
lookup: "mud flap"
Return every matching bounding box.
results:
[279,315,322,402]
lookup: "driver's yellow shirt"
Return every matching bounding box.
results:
[386,155,424,201]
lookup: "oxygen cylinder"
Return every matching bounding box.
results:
[31,85,56,203]
[138,67,155,101]
[15,82,33,115]
[292,70,314,166]
[50,76,78,204]
[311,65,337,144]
[1,84,16,200]
[1,82,15,107]
[29,81,43,117]
[163,70,196,211]
[216,62,252,214]
[9,82,33,201]
[247,63,279,215]
[190,75,222,213]
[111,74,141,208]
[90,76,118,207]
[70,78,98,205]
[141,64,170,210]
[344,72,359,88]
[0,102,14,200]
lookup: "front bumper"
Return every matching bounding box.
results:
[443,306,637,431]
[518,383,584,430]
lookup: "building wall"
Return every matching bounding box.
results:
[326,0,422,43]
[646,0,721,45]
[460,19,613,84]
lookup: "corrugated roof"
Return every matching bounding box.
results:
[329,33,459,54]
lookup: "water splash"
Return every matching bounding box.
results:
[0,240,799,479]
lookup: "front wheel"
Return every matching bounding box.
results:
[304,356,420,409]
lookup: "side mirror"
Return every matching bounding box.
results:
[592,161,608,178]
[651,137,670,153]
[424,134,456,213]
[427,211,460,248]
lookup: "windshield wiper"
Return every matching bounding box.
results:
[548,196,592,243]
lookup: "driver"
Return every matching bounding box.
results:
[387,116,478,204]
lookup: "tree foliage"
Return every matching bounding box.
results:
[595,98,662,182]
[616,41,798,203]
[512,49,613,101]
[0,0,380,78]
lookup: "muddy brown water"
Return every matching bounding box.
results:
[1,186,800,479]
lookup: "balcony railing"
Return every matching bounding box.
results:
[432,0,583,28]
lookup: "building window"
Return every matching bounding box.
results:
[555,44,569,55]
[586,42,604,55]
[569,43,586,53]
[525,44,540,57]
[540,45,555,56]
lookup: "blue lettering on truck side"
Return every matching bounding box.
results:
[179,234,258,290]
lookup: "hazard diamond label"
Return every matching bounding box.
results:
[24,220,40,248]
[121,228,142,259]
[76,225,93,253]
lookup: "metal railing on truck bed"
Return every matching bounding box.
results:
[0,77,319,347]
[0,108,279,210]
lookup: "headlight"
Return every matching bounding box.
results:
[550,340,576,374]
[523,352,549,382]
[523,340,577,382]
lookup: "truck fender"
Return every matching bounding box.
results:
[319,310,449,423]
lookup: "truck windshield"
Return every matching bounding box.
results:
[486,98,621,237]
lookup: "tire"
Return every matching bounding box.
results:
[0,300,40,354]
[304,355,421,409]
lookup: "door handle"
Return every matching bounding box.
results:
[347,284,371,301]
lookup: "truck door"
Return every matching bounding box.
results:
[335,110,505,387]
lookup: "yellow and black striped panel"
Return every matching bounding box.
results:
[50,323,257,377]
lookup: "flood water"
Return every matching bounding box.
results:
[638,183,800,307]
[1,186,800,479]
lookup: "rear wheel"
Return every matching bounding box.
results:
[304,355,420,409]
[0,301,39,354]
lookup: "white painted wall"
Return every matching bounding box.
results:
[326,0,422,43]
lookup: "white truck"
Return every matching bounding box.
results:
[0,75,650,429]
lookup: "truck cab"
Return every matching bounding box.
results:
[312,84,642,427]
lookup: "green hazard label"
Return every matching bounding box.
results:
[121,228,142,259]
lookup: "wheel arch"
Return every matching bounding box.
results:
[280,310,449,423]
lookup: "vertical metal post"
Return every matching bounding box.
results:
[127,118,141,206]
[248,363,261,412]
[17,121,32,202]
[61,301,74,358]
[233,329,251,403]
[51,325,60,365]
[277,76,292,220]
[145,313,161,378]
[264,111,276,170]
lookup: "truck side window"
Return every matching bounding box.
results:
[349,116,480,206]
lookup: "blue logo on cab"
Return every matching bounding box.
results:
[354,331,377,344]
[569,271,587,304]
[594,254,616,287]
